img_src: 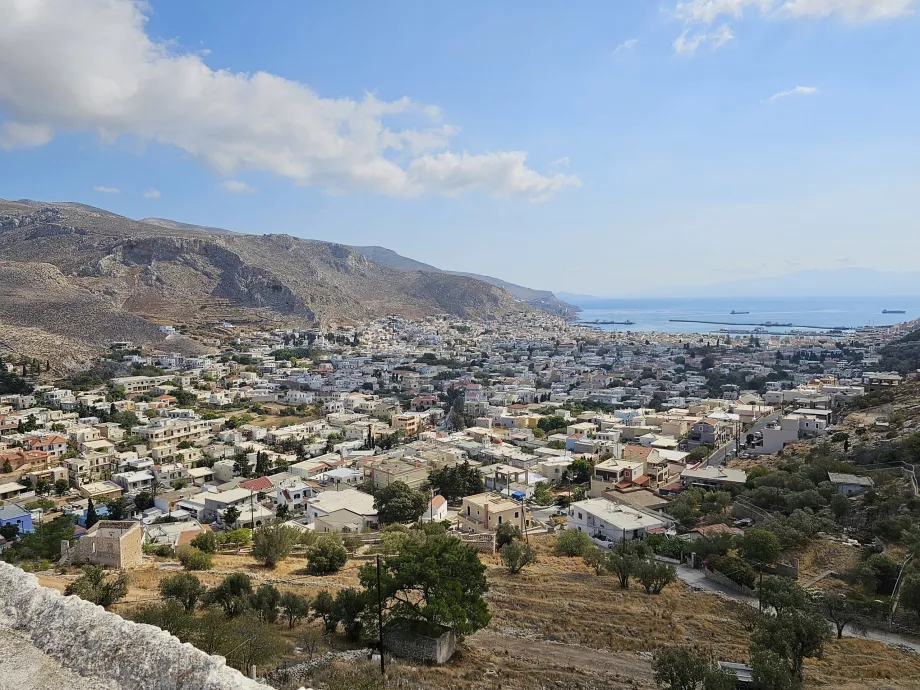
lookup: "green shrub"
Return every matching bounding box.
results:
[554,529,592,557]
[190,531,219,553]
[176,546,213,571]
[306,535,348,575]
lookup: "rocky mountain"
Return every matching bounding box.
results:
[0,198,527,365]
[353,245,578,317]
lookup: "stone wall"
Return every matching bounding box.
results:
[0,561,275,690]
[383,619,457,664]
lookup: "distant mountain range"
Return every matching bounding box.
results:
[0,197,532,367]
[352,246,578,317]
[559,268,920,306]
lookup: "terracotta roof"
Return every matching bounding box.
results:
[631,474,649,485]
[240,476,274,492]
[624,446,652,459]
[430,495,447,509]
[176,525,209,546]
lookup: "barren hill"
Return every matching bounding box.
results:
[353,245,578,317]
[0,198,525,363]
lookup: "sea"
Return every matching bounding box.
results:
[570,296,920,335]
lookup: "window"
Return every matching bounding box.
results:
[514,512,519,519]
[498,515,503,524]
[578,512,583,520]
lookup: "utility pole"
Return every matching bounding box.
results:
[376,555,386,675]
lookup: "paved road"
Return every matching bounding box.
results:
[674,564,920,653]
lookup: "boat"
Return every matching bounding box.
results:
[730,310,749,315]
[586,319,635,325]
[883,309,906,314]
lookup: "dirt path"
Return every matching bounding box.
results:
[468,629,655,689]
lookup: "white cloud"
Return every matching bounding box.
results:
[218,180,254,194]
[673,25,735,54]
[613,38,639,54]
[93,185,120,194]
[143,188,161,198]
[767,85,819,101]
[674,0,773,24]
[674,0,917,23]
[0,121,54,150]
[0,0,576,200]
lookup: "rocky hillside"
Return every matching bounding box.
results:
[0,199,525,361]
[352,245,578,317]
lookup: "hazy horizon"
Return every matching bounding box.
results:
[3,1,920,294]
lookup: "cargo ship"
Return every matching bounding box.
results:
[730,310,749,315]
[883,309,906,314]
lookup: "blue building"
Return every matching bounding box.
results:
[0,504,35,536]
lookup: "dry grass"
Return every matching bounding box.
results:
[33,533,920,689]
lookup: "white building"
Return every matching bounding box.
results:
[567,498,666,546]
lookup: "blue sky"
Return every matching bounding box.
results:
[1,0,919,295]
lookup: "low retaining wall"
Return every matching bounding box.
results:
[0,561,274,690]
[703,566,758,597]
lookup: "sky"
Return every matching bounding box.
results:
[1,0,920,296]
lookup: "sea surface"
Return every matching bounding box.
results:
[571,296,920,335]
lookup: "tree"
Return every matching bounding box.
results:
[204,572,253,618]
[569,457,594,484]
[222,505,241,527]
[4,515,74,561]
[280,591,311,629]
[53,478,70,497]
[104,497,132,520]
[334,588,366,641]
[360,531,490,638]
[250,584,282,623]
[159,573,206,613]
[85,498,99,529]
[898,573,920,622]
[134,490,155,513]
[652,646,736,690]
[64,565,129,609]
[500,540,537,574]
[374,481,428,524]
[741,528,782,565]
[829,493,851,522]
[750,609,829,683]
[313,590,339,634]
[251,522,299,568]
[532,482,554,506]
[818,593,870,639]
[254,451,270,477]
[608,544,640,589]
[177,546,213,571]
[1,459,12,474]
[759,577,809,616]
[636,558,677,594]
[554,529,592,557]
[306,535,349,575]
[190,530,219,553]
[0,523,19,542]
[583,546,610,575]
[275,503,290,520]
[495,522,522,549]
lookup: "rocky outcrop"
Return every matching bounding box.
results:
[0,562,274,690]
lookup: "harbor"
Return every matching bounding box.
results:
[668,319,854,331]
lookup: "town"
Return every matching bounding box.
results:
[3,311,920,689]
